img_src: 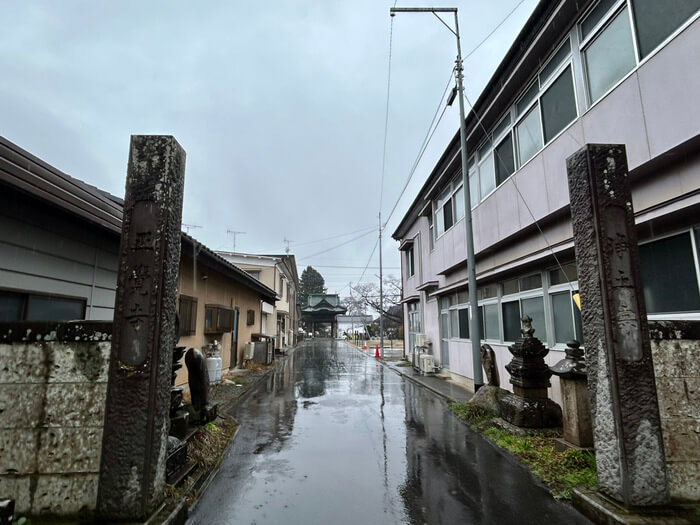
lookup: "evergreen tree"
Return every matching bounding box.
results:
[299,266,325,305]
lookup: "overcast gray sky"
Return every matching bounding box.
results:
[0,0,537,293]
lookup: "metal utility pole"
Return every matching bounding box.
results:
[379,212,384,359]
[226,230,246,252]
[390,6,483,390]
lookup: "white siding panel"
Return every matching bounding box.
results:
[94,268,117,289]
[0,242,95,287]
[0,269,91,300]
[90,287,116,309]
[0,215,98,266]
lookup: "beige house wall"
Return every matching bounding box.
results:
[175,255,265,387]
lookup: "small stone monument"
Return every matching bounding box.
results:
[567,144,667,505]
[468,344,508,414]
[550,340,593,448]
[185,347,218,424]
[499,316,562,429]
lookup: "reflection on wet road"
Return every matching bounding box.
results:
[189,339,590,524]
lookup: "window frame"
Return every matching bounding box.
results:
[433,178,465,241]
[0,288,86,322]
[178,294,198,336]
[639,227,700,320]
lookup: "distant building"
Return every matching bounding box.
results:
[217,252,300,348]
[300,294,347,337]
[393,1,700,401]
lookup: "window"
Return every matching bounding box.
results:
[0,290,85,322]
[583,6,636,103]
[434,179,465,239]
[204,304,234,334]
[246,308,255,326]
[516,105,543,166]
[549,264,578,286]
[481,304,500,340]
[468,165,479,208]
[640,231,700,314]
[478,151,496,199]
[541,67,577,142]
[520,274,542,291]
[551,291,584,344]
[279,275,284,294]
[407,246,415,278]
[495,134,515,186]
[178,295,197,336]
[502,301,521,341]
[631,0,700,59]
[247,270,261,281]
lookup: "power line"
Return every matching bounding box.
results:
[308,265,400,270]
[463,0,528,62]
[298,229,376,261]
[382,66,455,227]
[356,236,380,284]
[289,225,376,248]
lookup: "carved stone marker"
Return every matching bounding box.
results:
[567,144,668,505]
[97,136,186,520]
[500,316,562,428]
[550,340,593,448]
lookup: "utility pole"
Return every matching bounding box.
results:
[379,212,384,359]
[283,237,293,254]
[226,230,246,252]
[390,6,483,390]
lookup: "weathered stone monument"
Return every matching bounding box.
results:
[567,144,668,505]
[468,344,508,414]
[97,136,186,520]
[550,340,593,448]
[499,316,562,428]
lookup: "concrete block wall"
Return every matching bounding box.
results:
[649,320,700,502]
[0,321,111,518]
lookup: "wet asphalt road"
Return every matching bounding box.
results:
[188,339,591,525]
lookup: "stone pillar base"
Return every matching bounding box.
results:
[499,392,562,429]
[560,378,593,448]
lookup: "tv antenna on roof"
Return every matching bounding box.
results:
[226,230,246,252]
[182,224,202,234]
[283,237,294,254]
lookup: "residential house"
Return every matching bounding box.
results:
[217,252,300,349]
[0,136,277,388]
[392,0,700,402]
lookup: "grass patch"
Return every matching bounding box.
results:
[395,360,413,367]
[450,402,597,499]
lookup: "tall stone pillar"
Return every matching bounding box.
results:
[97,136,186,519]
[567,144,668,505]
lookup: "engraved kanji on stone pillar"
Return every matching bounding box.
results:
[97,136,186,520]
[567,144,668,505]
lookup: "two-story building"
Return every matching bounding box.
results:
[393,0,700,402]
[216,252,300,349]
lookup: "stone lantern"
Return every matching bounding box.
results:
[499,316,562,429]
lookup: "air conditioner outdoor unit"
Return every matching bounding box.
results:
[243,342,255,361]
[416,333,429,348]
[420,354,436,375]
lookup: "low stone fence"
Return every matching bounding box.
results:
[649,320,700,502]
[0,321,111,518]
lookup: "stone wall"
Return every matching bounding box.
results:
[649,320,700,502]
[0,321,111,518]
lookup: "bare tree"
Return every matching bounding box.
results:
[349,275,402,323]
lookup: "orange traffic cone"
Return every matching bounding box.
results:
[363,343,367,351]
[375,345,380,358]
